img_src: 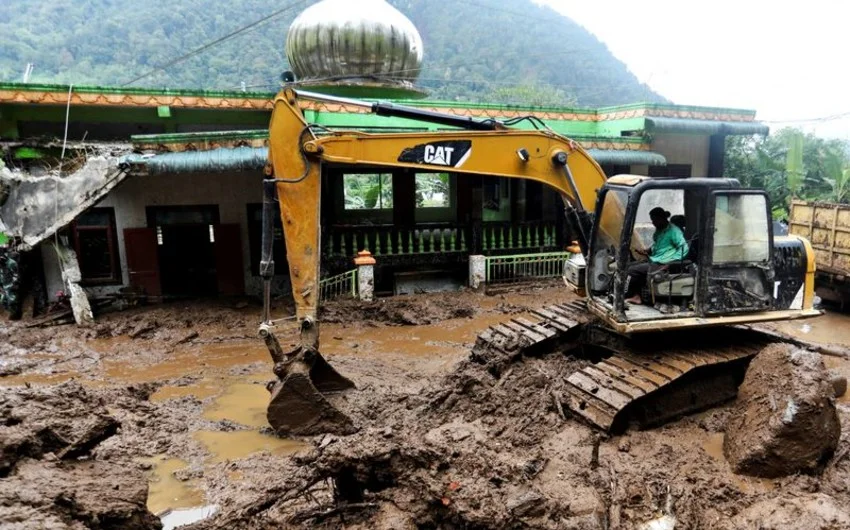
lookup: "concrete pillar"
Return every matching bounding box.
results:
[354,250,376,302]
[54,243,94,327]
[469,254,486,290]
[708,134,727,177]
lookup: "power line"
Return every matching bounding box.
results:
[763,111,850,124]
[121,0,310,87]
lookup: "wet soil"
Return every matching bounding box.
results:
[2,284,849,529]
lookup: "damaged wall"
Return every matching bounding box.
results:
[0,149,132,248]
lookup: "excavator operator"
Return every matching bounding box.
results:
[625,207,689,305]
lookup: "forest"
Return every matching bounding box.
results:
[0,0,662,107]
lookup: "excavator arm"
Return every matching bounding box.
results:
[260,88,606,435]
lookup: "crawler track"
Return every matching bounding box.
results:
[475,300,777,432]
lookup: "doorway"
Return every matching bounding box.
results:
[147,206,219,297]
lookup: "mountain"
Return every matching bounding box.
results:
[0,0,664,107]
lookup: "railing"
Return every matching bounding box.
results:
[481,221,559,253]
[323,221,562,261]
[319,269,357,301]
[485,251,570,284]
[326,225,467,258]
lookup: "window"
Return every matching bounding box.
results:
[415,173,451,208]
[72,207,120,284]
[712,194,769,263]
[632,189,685,249]
[343,173,393,210]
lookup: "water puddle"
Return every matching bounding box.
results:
[103,342,270,383]
[152,379,223,402]
[0,371,81,387]
[702,433,775,493]
[702,432,725,461]
[771,311,850,346]
[202,382,270,428]
[193,430,309,463]
[142,456,204,515]
[160,505,218,530]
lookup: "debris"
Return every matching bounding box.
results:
[829,371,847,398]
[129,320,159,339]
[506,490,545,518]
[639,514,676,530]
[54,243,94,327]
[172,330,199,346]
[724,344,841,478]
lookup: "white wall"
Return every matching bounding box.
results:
[650,133,711,177]
[42,170,278,300]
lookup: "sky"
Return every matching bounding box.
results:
[536,0,850,139]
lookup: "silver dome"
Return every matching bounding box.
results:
[286,0,424,86]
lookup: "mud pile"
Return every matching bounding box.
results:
[0,382,161,529]
[193,340,589,529]
[321,293,476,326]
[724,344,841,477]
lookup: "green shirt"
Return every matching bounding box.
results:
[650,224,688,264]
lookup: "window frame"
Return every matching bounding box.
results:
[71,207,122,285]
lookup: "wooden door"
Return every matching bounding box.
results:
[123,228,161,296]
[214,224,245,296]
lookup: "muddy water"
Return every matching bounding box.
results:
[151,379,222,402]
[142,456,205,515]
[193,431,309,463]
[771,310,850,346]
[770,310,850,403]
[702,433,775,493]
[103,341,272,383]
[202,382,270,428]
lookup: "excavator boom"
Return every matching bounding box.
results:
[259,87,606,435]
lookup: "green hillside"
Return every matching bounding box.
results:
[0,0,664,106]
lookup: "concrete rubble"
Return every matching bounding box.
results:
[0,145,132,248]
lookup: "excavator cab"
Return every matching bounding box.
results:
[584,175,818,333]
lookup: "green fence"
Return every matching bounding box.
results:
[485,252,570,284]
[319,269,358,301]
[481,222,558,253]
[326,225,467,258]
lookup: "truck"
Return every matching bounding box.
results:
[789,199,850,307]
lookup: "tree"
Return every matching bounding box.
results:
[482,83,578,108]
[726,128,850,218]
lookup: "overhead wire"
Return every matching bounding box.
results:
[121,0,311,87]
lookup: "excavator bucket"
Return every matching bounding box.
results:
[261,326,357,436]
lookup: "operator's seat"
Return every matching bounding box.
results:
[650,215,696,308]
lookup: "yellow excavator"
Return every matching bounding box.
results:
[258,87,820,436]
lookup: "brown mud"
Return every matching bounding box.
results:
[1,283,849,529]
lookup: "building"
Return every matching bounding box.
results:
[0,81,769,304]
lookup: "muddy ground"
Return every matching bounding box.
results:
[2,283,850,529]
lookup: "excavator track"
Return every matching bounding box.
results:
[474,300,776,432]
